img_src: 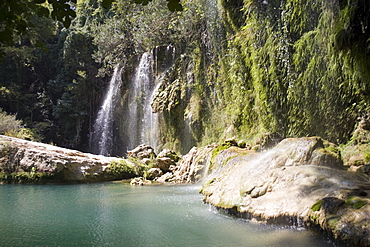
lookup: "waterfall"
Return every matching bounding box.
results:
[90,45,176,156]
[127,52,158,151]
[91,65,123,156]
[127,45,176,153]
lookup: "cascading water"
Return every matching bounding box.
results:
[91,45,176,156]
[90,65,123,156]
[127,52,156,150]
[126,45,176,153]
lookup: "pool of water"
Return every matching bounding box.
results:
[0,182,341,246]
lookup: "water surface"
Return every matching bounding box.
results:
[0,182,340,246]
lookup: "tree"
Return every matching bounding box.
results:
[0,0,183,51]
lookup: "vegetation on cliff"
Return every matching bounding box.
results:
[0,0,369,154]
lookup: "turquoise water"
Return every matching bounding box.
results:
[0,182,340,247]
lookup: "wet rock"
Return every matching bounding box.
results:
[169,145,215,183]
[254,132,283,151]
[200,137,370,246]
[320,197,345,215]
[352,114,370,145]
[357,164,370,178]
[154,157,175,173]
[127,144,156,159]
[157,149,179,162]
[146,168,163,180]
[130,177,151,186]
[156,172,175,183]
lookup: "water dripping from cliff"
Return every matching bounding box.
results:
[90,65,123,156]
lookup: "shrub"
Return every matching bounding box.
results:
[0,108,22,135]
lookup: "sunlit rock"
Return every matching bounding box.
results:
[0,135,126,183]
[130,177,151,186]
[127,144,156,159]
[200,137,370,246]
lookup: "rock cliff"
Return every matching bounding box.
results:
[0,135,129,183]
[199,137,370,246]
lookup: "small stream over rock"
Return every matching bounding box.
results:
[198,137,370,246]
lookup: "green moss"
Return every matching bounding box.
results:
[311,200,323,211]
[364,153,370,163]
[106,158,151,179]
[106,159,135,176]
[327,216,341,229]
[0,171,54,184]
[207,144,231,173]
[345,196,367,209]
[309,215,319,223]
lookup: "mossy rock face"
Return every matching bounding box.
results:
[0,171,55,184]
[104,160,137,179]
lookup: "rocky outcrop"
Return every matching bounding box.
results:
[155,145,215,183]
[0,135,129,183]
[127,144,156,159]
[200,137,370,246]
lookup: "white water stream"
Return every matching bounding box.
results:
[91,65,123,156]
[127,52,158,151]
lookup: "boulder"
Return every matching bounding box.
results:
[154,157,176,173]
[168,145,216,183]
[157,149,179,162]
[0,135,128,183]
[146,168,163,180]
[155,172,175,183]
[130,177,151,186]
[127,144,156,159]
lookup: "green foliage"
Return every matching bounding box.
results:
[0,0,76,49]
[194,0,370,146]
[1,0,370,153]
[133,0,183,11]
[0,109,23,135]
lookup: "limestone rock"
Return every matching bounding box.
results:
[127,144,156,159]
[157,149,179,162]
[0,135,127,183]
[146,168,163,180]
[168,145,216,183]
[155,172,175,183]
[200,137,370,246]
[154,157,175,173]
[130,177,151,186]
